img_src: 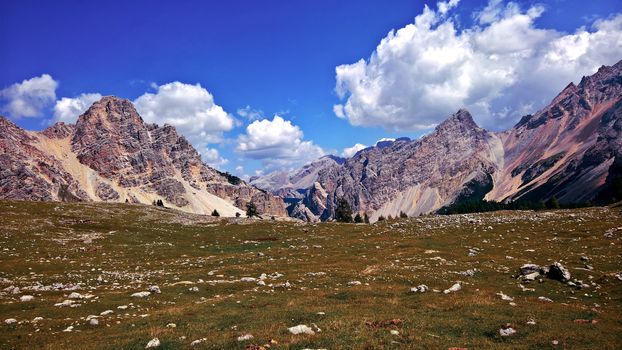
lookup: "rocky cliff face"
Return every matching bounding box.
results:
[290,60,622,221]
[0,96,286,217]
[488,60,622,204]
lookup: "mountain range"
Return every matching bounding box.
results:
[252,59,622,221]
[1,60,620,220]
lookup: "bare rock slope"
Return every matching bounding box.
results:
[0,96,286,217]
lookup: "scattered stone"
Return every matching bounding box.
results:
[496,291,514,301]
[499,323,516,337]
[538,296,553,302]
[89,318,99,326]
[146,338,160,348]
[20,295,34,302]
[5,318,17,325]
[443,282,461,294]
[63,326,74,332]
[390,330,399,335]
[191,338,207,346]
[347,280,362,286]
[547,262,571,281]
[237,334,254,341]
[148,286,161,294]
[131,291,151,298]
[188,286,199,292]
[526,319,536,325]
[166,323,176,328]
[32,317,43,322]
[55,300,79,308]
[288,324,316,335]
[410,284,428,293]
[100,310,114,316]
[240,277,257,282]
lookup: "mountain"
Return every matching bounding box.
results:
[250,155,345,198]
[0,96,287,217]
[290,60,622,222]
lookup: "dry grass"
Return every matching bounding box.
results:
[0,201,621,349]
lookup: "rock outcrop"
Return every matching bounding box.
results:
[0,96,286,217]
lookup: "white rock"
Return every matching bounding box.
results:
[20,295,34,302]
[32,317,43,322]
[237,333,254,341]
[5,318,17,325]
[148,286,161,294]
[55,300,78,307]
[145,338,160,348]
[100,310,114,316]
[190,338,207,346]
[499,326,516,336]
[496,291,514,301]
[166,323,176,328]
[63,325,74,332]
[288,324,315,335]
[410,284,428,293]
[538,296,553,302]
[131,291,151,298]
[443,282,461,294]
[240,277,256,282]
[347,280,362,286]
[68,292,83,299]
[188,287,199,292]
[89,318,99,326]
[390,330,399,335]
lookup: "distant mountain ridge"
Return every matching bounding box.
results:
[0,96,287,217]
[278,59,622,222]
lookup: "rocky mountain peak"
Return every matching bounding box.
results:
[433,109,481,136]
[75,96,144,130]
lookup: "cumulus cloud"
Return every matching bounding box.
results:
[0,74,58,119]
[334,0,622,131]
[202,147,228,168]
[236,115,325,170]
[53,93,102,123]
[134,82,235,145]
[341,143,367,158]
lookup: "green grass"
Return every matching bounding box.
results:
[0,200,621,349]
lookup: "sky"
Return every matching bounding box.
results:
[1,0,621,178]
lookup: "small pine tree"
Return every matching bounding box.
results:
[399,211,408,218]
[377,215,385,221]
[211,209,220,217]
[156,199,164,207]
[363,213,370,224]
[246,201,258,218]
[235,212,241,218]
[546,196,560,209]
[334,198,353,223]
[354,213,363,223]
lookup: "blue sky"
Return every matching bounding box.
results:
[1,0,621,177]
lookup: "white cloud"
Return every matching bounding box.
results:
[201,147,228,168]
[53,93,102,123]
[0,74,58,119]
[236,115,325,170]
[134,82,235,145]
[341,143,367,158]
[237,105,263,120]
[334,0,622,131]
[376,138,396,145]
